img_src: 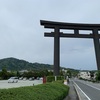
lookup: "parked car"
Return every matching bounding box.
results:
[23,77,27,80]
[8,77,18,83]
[40,77,43,80]
[19,77,23,80]
[36,77,40,80]
[29,77,34,81]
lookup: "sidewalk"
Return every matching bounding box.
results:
[64,80,79,100]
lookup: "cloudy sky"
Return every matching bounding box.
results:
[0,0,100,70]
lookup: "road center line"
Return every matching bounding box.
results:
[73,81,91,100]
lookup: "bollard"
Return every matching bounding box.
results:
[43,76,46,84]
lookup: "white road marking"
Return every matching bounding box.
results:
[78,80,100,91]
[73,81,91,100]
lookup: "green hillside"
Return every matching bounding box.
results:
[0,57,53,71]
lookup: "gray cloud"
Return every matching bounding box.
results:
[0,0,100,70]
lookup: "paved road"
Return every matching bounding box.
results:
[0,79,42,89]
[74,79,100,100]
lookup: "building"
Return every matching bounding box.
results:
[78,71,91,80]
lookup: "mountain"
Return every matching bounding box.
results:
[0,57,53,71]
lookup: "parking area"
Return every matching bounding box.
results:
[0,80,43,89]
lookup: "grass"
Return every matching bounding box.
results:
[0,81,69,100]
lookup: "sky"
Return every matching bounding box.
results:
[0,0,100,70]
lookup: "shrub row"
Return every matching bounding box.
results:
[46,76,64,82]
[0,81,69,100]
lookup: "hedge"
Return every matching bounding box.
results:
[0,81,69,100]
[46,76,64,82]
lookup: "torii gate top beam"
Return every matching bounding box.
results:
[40,20,100,30]
[40,20,100,39]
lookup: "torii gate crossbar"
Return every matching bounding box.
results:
[40,20,100,76]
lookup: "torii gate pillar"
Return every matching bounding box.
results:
[54,27,60,75]
[93,29,100,70]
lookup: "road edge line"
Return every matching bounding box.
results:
[73,81,91,100]
[74,84,81,100]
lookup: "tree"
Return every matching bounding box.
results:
[8,71,16,77]
[1,68,8,79]
[89,71,94,80]
[96,71,100,81]
[60,70,63,76]
[67,70,72,78]
[16,71,20,77]
[48,71,53,76]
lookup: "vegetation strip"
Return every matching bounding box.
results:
[0,81,69,100]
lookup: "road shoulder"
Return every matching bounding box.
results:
[64,80,79,100]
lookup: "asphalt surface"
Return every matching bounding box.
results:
[74,79,100,100]
[0,79,42,89]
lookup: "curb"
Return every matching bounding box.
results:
[73,81,89,100]
[73,84,81,100]
[64,80,79,100]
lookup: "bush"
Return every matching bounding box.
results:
[57,76,64,80]
[0,82,69,100]
[46,76,55,82]
[46,76,64,82]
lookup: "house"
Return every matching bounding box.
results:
[78,71,91,80]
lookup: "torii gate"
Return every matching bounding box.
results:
[40,20,100,76]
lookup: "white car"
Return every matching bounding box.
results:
[40,77,43,80]
[8,77,18,83]
[29,77,34,81]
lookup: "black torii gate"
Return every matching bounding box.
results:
[40,20,100,76]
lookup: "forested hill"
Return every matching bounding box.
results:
[0,57,53,71]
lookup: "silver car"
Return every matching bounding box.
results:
[8,77,18,83]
